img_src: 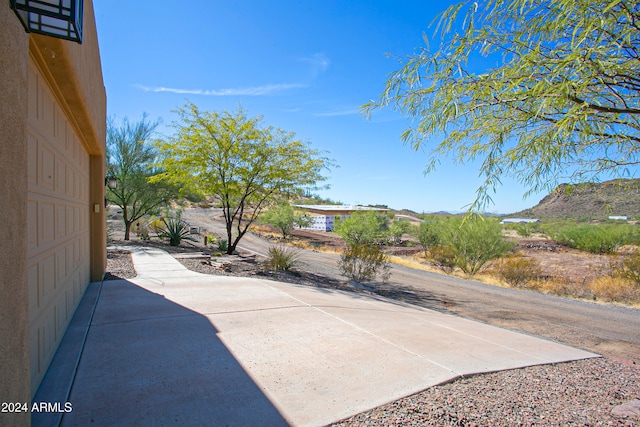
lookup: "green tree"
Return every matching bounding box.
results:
[388,219,412,245]
[261,202,313,239]
[415,220,441,257]
[365,0,640,210]
[106,115,175,240]
[440,215,515,275]
[155,103,331,254]
[334,211,389,245]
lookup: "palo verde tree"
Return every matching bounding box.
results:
[106,115,176,240]
[155,103,331,254]
[415,220,441,257]
[260,201,313,239]
[439,215,515,275]
[365,0,640,210]
[333,210,389,245]
[388,218,412,245]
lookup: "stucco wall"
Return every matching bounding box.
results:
[0,4,31,426]
[30,0,107,281]
[0,0,106,417]
[30,0,105,156]
[26,0,106,395]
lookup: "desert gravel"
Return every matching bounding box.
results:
[330,357,639,426]
[106,248,640,425]
[104,249,136,280]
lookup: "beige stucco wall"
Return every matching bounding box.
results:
[27,0,106,396]
[0,0,106,417]
[30,0,107,282]
[0,4,31,426]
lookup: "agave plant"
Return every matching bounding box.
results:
[264,245,300,272]
[156,211,197,246]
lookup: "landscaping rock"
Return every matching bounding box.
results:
[612,399,640,419]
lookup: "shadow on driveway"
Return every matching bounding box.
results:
[33,279,288,427]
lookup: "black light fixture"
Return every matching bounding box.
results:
[10,0,84,44]
[105,176,117,190]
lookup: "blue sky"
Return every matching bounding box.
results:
[93,0,547,214]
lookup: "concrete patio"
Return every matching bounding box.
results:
[33,247,599,426]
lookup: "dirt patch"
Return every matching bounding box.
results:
[289,228,346,250]
[515,238,611,284]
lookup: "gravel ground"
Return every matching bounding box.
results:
[104,250,137,280]
[330,358,640,426]
[105,247,640,425]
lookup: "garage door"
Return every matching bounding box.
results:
[26,57,91,394]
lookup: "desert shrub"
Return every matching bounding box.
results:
[609,251,640,285]
[529,278,594,300]
[553,224,632,254]
[629,227,640,245]
[203,233,218,246]
[217,239,228,252]
[148,217,164,235]
[428,245,457,273]
[183,192,205,203]
[495,256,542,288]
[589,276,640,303]
[132,220,150,240]
[440,215,516,275]
[334,211,389,245]
[339,243,391,283]
[515,222,541,237]
[388,219,412,245]
[264,245,300,272]
[156,211,196,246]
[503,222,540,237]
[415,221,441,257]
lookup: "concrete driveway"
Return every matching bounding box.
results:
[33,248,598,427]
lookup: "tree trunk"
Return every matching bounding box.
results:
[124,221,132,240]
[122,205,131,240]
[225,223,234,255]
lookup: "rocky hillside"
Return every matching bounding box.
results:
[513,179,640,219]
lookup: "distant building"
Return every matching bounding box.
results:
[500,218,540,225]
[608,215,631,220]
[293,205,388,231]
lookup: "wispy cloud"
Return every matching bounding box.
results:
[314,108,361,117]
[135,83,307,96]
[299,53,330,76]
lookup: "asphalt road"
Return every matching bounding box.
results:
[184,208,640,362]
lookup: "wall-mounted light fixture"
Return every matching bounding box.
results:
[105,176,117,208]
[105,176,117,190]
[10,0,84,44]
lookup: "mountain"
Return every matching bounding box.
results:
[512,179,640,219]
